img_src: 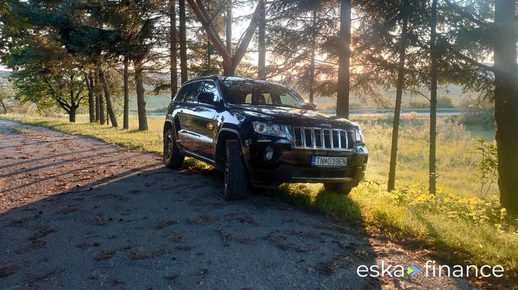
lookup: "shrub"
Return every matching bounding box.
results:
[458,98,494,130]
[407,95,455,108]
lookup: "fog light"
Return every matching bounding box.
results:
[264,146,274,161]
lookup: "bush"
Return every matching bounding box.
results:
[407,94,455,108]
[458,99,494,130]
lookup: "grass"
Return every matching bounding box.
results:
[1,113,516,288]
[465,124,496,141]
[1,114,165,154]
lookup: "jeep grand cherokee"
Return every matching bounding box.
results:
[163,76,368,200]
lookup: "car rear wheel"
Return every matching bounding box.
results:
[224,140,247,200]
[324,183,352,195]
[164,127,184,169]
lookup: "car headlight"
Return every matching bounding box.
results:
[354,129,365,144]
[253,121,288,138]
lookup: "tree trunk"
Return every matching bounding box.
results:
[99,69,118,127]
[123,58,130,129]
[388,0,409,192]
[309,9,317,103]
[85,72,95,123]
[226,0,233,55]
[494,0,518,215]
[429,0,438,195]
[223,63,236,76]
[0,100,7,113]
[179,0,188,83]
[94,74,100,122]
[170,0,178,96]
[134,58,148,131]
[69,107,76,122]
[258,0,266,80]
[97,74,105,125]
[336,0,351,118]
[69,88,76,123]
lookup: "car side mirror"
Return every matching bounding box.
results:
[198,92,217,106]
[305,102,318,110]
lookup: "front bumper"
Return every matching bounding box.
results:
[247,165,366,188]
[244,140,368,188]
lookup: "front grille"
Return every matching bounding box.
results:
[292,127,353,150]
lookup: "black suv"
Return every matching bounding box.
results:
[163,76,368,200]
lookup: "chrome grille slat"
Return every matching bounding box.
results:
[292,127,352,150]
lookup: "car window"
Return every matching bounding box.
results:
[222,80,306,109]
[279,93,301,107]
[173,84,191,102]
[200,81,219,103]
[184,81,203,103]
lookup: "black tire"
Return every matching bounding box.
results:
[324,183,352,195]
[224,140,247,200]
[164,127,184,169]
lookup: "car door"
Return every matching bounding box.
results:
[176,81,203,154]
[177,80,220,161]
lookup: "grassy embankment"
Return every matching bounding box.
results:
[1,113,516,287]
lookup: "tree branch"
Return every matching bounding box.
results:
[443,0,486,26]
[450,49,495,72]
[42,77,71,111]
[187,0,232,66]
[232,2,263,69]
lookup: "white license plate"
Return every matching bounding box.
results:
[311,156,347,167]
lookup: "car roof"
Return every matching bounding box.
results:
[182,75,287,89]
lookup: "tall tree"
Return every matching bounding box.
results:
[123,57,130,129]
[258,0,266,80]
[308,8,317,103]
[429,0,439,195]
[179,0,188,83]
[170,0,178,96]
[387,0,409,191]
[336,0,351,118]
[99,67,118,127]
[494,0,518,214]
[84,71,96,123]
[135,56,148,130]
[226,0,233,55]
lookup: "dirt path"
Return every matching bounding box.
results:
[0,120,475,289]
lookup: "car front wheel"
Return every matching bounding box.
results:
[224,140,247,200]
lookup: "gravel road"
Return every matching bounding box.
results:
[0,120,475,289]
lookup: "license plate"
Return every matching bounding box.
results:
[311,156,347,167]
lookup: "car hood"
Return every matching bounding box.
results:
[232,105,360,129]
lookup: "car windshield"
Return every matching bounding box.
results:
[221,79,307,109]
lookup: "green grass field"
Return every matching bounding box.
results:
[1,113,515,287]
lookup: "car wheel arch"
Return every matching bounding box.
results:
[216,129,243,171]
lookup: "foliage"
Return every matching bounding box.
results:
[266,0,340,98]
[8,34,87,121]
[407,94,454,108]
[458,98,494,130]
[472,137,498,196]
[0,0,32,62]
